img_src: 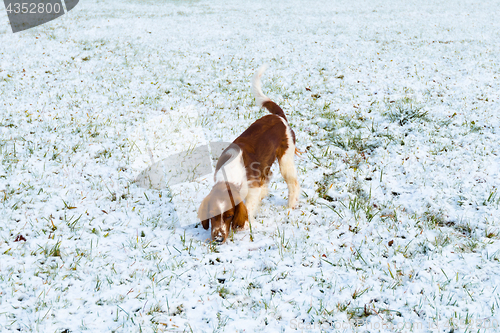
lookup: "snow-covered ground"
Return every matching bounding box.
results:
[1,0,500,331]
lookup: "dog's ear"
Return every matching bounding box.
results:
[198,196,210,230]
[232,201,248,229]
[225,185,246,230]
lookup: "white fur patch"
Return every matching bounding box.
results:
[279,117,295,156]
[278,118,300,208]
[218,201,226,216]
[214,149,248,199]
[251,65,271,107]
[245,186,263,221]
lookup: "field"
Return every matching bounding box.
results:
[1,0,500,332]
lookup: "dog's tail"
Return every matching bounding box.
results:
[251,65,271,107]
[251,65,288,122]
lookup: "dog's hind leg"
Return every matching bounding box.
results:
[278,148,299,209]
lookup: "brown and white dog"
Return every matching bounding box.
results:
[198,66,300,243]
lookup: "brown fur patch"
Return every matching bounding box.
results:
[215,114,289,189]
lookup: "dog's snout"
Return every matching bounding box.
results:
[213,229,225,243]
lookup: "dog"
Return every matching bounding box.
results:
[198,66,300,243]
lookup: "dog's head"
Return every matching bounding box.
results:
[198,182,248,243]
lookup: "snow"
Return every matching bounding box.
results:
[1,0,500,332]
